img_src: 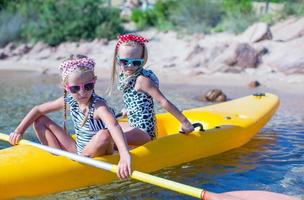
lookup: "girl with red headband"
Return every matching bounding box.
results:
[9,55,131,179]
[110,34,194,146]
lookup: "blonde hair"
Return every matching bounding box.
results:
[109,41,148,95]
[62,54,96,134]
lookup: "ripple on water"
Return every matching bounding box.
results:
[0,72,303,199]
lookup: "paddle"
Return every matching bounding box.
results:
[0,133,299,200]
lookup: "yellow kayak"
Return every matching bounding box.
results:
[0,93,279,199]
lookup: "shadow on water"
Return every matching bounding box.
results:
[1,71,303,200]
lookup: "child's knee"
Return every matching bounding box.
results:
[93,131,113,150]
[96,130,112,142]
[33,115,47,129]
[81,130,113,157]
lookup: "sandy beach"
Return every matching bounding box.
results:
[1,27,304,116]
[0,66,303,118]
[0,50,303,95]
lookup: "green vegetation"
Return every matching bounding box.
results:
[1,0,304,47]
[131,0,257,33]
[214,0,257,33]
[131,0,176,31]
[131,0,223,33]
[0,10,24,47]
[281,0,304,17]
[0,0,124,47]
[171,0,223,33]
[131,0,304,34]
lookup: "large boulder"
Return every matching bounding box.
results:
[30,42,49,54]
[0,50,8,59]
[11,44,32,56]
[238,22,272,43]
[271,17,304,42]
[235,43,260,68]
[25,42,53,60]
[262,37,304,74]
[54,42,79,60]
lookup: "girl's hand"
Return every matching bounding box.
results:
[9,131,23,145]
[181,119,194,134]
[117,151,132,179]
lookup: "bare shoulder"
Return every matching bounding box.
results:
[137,75,150,82]
[93,99,115,120]
[94,99,108,110]
[136,75,155,90]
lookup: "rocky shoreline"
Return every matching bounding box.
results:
[0,17,303,99]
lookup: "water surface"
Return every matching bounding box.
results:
[0,71,303,199]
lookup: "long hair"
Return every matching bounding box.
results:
[61,54,95,134]
[108,41,148,95]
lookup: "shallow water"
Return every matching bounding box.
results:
[0,71,303,199]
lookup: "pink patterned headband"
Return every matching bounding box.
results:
[59,57,95,80]
[116,34,149,50]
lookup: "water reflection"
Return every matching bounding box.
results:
[0,71,303,199]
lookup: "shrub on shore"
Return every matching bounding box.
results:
[131,0,256,33]
[131,0,304,34]
[131,0,176,31]
[1,0,304,47]
[0,0,124,47]
[0,10,24,47]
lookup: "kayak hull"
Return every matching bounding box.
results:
[0,93,279,199]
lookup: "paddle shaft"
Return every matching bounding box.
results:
[0,133,204,199]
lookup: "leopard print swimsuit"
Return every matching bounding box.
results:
[118,69,159,139]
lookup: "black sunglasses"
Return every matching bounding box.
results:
[66,80,96,94]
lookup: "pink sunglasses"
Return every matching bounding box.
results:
[66,80,96,93]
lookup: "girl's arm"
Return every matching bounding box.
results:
[95,102,131,179]
[9,97,65,145]
[136,76,194,133]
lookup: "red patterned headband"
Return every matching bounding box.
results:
[116,34,149,50]
[59,57,95,80]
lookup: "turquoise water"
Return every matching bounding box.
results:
[0,71,303,199]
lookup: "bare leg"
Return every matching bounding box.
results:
[120,122,151,146]
[81,130,113,157]
[33,115,76,153]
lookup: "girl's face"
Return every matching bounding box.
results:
[117,44,144,76]
[65,70,95,104]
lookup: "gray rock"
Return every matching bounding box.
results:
[239,22,272,43]
[262,38,304,74]
[31,42,49,54]
[248,80,261,88]
[271,17,304,42]
[0,51,8,59]
[200,89,227,102]
[185,45,204,61]
[12,44,32,56]
[235,43,259,68]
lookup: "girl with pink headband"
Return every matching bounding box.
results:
[9,55,132,179]
[110,34,194,146]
